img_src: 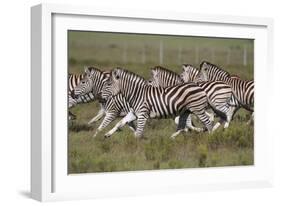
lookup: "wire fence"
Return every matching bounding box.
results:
[79,40,253,67]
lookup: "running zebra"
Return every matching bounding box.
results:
[198,61,254,123]
[104,68,214,139]
[180,64,239,128]
[70,67,111,123]
[68,73,96,109]
[148,66,205,132]
[68,73,86,120]
[72,68,136,137]
[150,66,235,129]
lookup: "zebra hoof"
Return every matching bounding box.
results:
[169,136,176,140]
[69,115,76,120]
[104,133,111,138]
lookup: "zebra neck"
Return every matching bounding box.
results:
[210,75,230,83]
[76,92,96,103]
[192,70,200,82]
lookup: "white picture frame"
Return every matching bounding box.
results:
[31,3,274,202]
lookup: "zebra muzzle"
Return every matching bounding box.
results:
[71,90,79,99]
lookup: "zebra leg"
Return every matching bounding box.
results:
[174,115,203,132]
[68,111,76,120]
[193,111,214,132]
[211,102,234,130]
[134,115,148,138]
[222,105,236,128]
[206,111,215,122]
[170,112,189,139]
[247,112,254,125]
[186,115,204,132]
[88,104,105,124]
[104,112,137,138]
[93,112,117,138]
[127,121,136,132]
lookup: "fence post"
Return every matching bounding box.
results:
[142,45,146,64]
[159,40,163,65]
[123,42,127,64]
[195,46,199,65]
[211,48,215,63]
[227,48,231,65]
[178,45,182,64]
[243,45,247,66]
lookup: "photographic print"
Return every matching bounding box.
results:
[68,31,254,174]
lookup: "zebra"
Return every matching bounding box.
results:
[68,73,86,120]
[180,64,239,128]
[68,71,106,123]
[148,66,206,132]
[150,66,235,129]
[70,67,112,124]
[104,67,215,139]
[72,68,137,137]
[198,61,254,124]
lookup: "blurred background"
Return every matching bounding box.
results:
[68,31,254,79]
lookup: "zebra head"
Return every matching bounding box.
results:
[100,77,114,100]
[199,61,231,82]
[148,68,161,87]
[105,68,123,96]
[72,66,110,99]
[109,67,146,97]
[149,66,183,87]
[180,64,201,83]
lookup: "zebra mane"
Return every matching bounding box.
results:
[230,74,241,79]
[113,67,146,82]
[151,66,180,78]
[200,61,231,78]
[182,64,199,73]
[68,73,85,79]
[86,66,102,73]
[182,64,198,69]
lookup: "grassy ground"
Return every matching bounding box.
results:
[68,31,254,174]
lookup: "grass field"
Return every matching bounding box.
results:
[68,31,254,174]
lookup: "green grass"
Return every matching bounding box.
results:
[68,31,254,174]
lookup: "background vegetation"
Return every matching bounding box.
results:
[68,31,254,174]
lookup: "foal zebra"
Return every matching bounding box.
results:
[104,68,214,139]
[198,61,254,123]
[150,66,234,129]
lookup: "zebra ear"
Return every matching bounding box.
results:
[200,61,207,69]
[112,70,119,80]
[84,66,89,73]
[182,64,188,72]
[151,70,158,78]
[103,71,111,79]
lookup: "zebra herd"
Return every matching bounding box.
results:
[69,61,254,139]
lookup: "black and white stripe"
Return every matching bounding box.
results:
[150,65,235,129]
[199,61,254,115]
[72,68,136,137]
[68,73,88,120]
[69,67,110,123]
[68,73,95,108]
[105,68,214,138]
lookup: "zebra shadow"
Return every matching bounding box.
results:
[68,121,93,132]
